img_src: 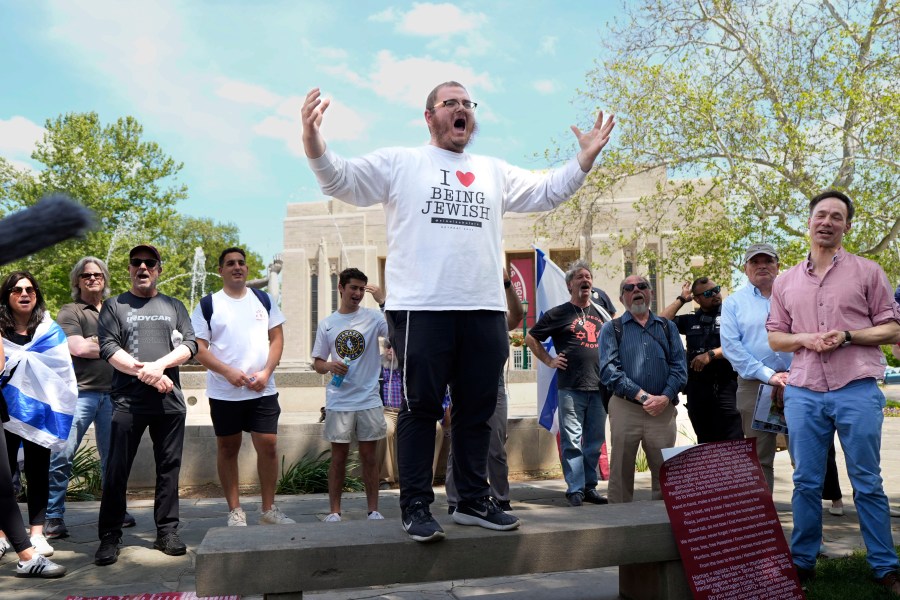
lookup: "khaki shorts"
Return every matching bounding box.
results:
[324,406,387,443]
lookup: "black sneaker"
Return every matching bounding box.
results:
[447,505,456,515]
[122,511,136,528]
[497,500,512,512]
[401,499,445,543]
[583,489,609,505]
[566,491,584,507]
[153,531,187,556]
[94,533,122,566]
[453,496,520,531]
[796,566,815,591]
[44,517,69,539]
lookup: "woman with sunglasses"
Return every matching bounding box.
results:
[0,271,77,564]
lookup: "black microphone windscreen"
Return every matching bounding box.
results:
[0,194,95,267]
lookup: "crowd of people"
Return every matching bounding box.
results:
[3,78,900,597]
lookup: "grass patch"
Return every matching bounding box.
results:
[806,548,900,599]
[276,449,364,495]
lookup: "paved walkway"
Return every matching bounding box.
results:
[5,393,900,600]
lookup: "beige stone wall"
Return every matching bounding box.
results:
[281,169,703,365]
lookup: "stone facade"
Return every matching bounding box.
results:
[281,166,700,365]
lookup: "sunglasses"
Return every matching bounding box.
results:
[622,282,650,292]
[79,272,104,280]
[129,258,159,269]
[11,286,35,296]
[699,286,722,298]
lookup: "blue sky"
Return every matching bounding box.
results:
[0,1,621,264]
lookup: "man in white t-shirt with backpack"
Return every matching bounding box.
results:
[191,247,294,527]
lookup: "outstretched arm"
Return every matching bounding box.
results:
[301,87,330,159]
[573,110,616,173]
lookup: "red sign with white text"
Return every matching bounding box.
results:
[661,440,803,600]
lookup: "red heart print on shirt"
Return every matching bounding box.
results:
[456,171,475,187]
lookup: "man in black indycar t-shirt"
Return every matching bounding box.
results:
[93,245,197,566]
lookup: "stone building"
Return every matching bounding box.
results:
[280,166,700,366]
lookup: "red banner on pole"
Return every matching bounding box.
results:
[509,257,534,329]
[661,439,803,600]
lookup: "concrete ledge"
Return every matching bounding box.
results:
[77,416,561,488]
[195,501,688,599]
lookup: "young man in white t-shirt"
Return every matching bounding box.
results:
[191,247,293,527]
[312,268,387,522]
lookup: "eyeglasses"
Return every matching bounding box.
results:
[431,99,478,111]
[11,286,35,297]
[129,258,159,269]
[622,282,650,292]
[79,273,104,280]
[700,286,721,298]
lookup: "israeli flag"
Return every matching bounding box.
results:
[2,317,78,451]
[534,248,573,434]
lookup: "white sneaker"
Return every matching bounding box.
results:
[16,554,66,578]
[30,534,53,557]
[259,505,296,525]
[324,513,342,522]
[0,536,10,559]
[367,511,385,520]
[227,507,247,527]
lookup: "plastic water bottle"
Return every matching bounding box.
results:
[330,357,351,388]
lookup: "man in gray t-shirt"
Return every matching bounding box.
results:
[93,245,197,567]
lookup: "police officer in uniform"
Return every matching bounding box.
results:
[660,277,741,443]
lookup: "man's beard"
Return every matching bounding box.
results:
[630,300,649,315]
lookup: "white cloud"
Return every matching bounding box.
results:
[539,36,558,55]
[42,0,262,175]
[0,116,45,156]
[6,158,37,173]
[533,80,558,95]
[396,3,488,36]
[254,97,369,156]
[325,50,495,108]
[215,78,281,107]
[369,7,397,23]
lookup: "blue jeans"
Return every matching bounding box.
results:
[557,388,607,495]
[785,378,898,577]
[46,391,113,519]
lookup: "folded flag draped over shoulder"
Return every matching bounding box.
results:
[534,247,573,434]
[2,316,77,451]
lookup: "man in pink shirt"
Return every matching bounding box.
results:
[767,190,900,594]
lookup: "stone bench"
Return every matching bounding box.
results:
[195,501,690,600]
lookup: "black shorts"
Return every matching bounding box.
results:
[209,393,281,436]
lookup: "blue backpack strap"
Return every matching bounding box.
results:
[200,293,214,331]
[250,287,272,313]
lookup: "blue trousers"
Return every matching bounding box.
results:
[785,378,898,577]
[557,388,606,495]
[47,390,113,519]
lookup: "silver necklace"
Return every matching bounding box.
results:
[574,303,587,326]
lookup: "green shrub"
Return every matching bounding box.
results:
[276,449,364,495]
[67,445,103,500]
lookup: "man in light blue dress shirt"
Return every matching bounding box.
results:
[720,243,792,492]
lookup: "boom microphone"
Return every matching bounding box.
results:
[0,193,95,266]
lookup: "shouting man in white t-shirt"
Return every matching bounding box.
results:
[191,247,294,527]
[312,268,388,522]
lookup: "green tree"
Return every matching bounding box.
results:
[0,112,264,312]
[549,0,900,285]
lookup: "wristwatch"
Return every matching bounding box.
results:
[841,330,852,347]
[677,296,689,304]
[638,393,649,404]
[707,349,715,360]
